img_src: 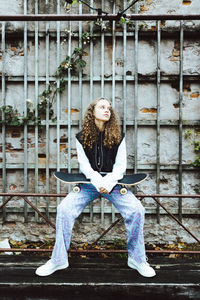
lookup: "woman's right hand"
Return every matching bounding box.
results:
[99,187,109,194]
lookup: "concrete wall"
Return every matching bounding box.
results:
[0,0,200,246]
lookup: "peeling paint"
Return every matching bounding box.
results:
[151,26,157,31]
[38,154,46,158]
[40,175,46,182]
[141,108,157,113]
[139,5,149,12]
[65,108,79,114]
[190,92,199,99]
[38,158,46,164]
[9,184,17,191]
[11,131,21,138]
[173,103,180,108]
[54,136,68,143]
[172,49,180,57]
[182,0,192,5]
[60,144,66,152]
[183,83,191,93]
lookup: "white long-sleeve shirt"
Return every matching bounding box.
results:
[76,137,127,193]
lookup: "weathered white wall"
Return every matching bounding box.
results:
[0,0,200,246]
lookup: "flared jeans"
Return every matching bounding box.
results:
[51,183,146,265]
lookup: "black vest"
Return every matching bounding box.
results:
[76,131,124,173]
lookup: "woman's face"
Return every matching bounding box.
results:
[93,99,111,123]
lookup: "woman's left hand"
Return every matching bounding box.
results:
[99,187,109,194]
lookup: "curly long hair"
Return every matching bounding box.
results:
[81,97,122,149]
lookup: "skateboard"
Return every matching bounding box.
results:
[54,172,147,195]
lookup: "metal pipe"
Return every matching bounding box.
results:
[156,20,161,224]
[45,0,50,220]
[122,0,127,135]
[153,197,200,244]
[134,2,138,186]
[56,0,61,205]
[21,197,56,229]
[91,217,123,247]
[111,1,116,223]
[0,196,14,210]
[0,193,199,244]
[101,0,105,97]
[0,193,200,198]
[89,0,94,222]
[0,248,199,254]
[0,14,200,21]
[34,0,39,223]
[1,21,6,222]
[68,19,72,175]
[79,2,83,127]
[179,20,184,222]
[23,0,28,223]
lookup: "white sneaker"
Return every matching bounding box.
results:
[128,257,156,277]
[35,259,69,276]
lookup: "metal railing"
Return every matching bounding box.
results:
[0,192,199,254]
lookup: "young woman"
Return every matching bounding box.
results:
[35,97,156,277]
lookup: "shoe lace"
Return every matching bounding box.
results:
[141,261,150,268]
[45,259,53,266]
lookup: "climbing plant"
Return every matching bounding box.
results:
[184,129,200,168]
[0,0,140,126]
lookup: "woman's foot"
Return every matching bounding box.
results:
[35,259,69,276]
[128,257,156,277]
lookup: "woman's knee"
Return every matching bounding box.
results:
[126,201,145,219]
[57,196,73,215]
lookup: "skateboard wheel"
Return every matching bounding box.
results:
[120,187,127,195]
[73,185,81,193]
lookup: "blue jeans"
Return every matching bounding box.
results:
[51,184,146,265]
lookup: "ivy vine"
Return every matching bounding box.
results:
[184,129,200,168]
[0,5,143,127]
[0,45,87,126]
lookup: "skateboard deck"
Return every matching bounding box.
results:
[54,172,147,194]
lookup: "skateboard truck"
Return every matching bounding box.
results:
[73,185,81,193]
[73,184,128,195]
[120,186,128,195]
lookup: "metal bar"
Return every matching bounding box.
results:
[91,217,123,247]
[0,248,199,254]
[89,0,94,222]
[79,3,83,128]
[0,193,199,243]
[34,0,39,222]
[111,1,116,222]
[21,196,56,229]
[122,0,127,135]
[23,0,28,222]
[156,20,161,224]
[68,20,72,175]
[101,0,105,224]
[1,163,200,171]
[101,0,105,97]
[179,20,184,222]
[0,193,200,198]
[2,74,200,83]
[56,0,61,205]
[89,0,94,103]
[2,206,200,215]
[0,196,14,210]
[0,14,200,21]
[1,21,6,222]
[152,197,200,244]
[45,0,50,219]
[134,2,138,176]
